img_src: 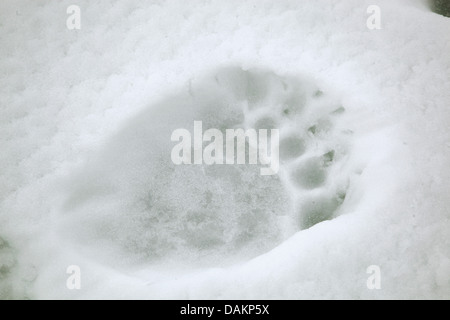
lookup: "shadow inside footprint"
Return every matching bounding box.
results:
[292,157,327,189]
[297,192,346,229]
[61,65,354,266]
[61,66,318,265]
[254,117,278,130]
[279,136,305,160]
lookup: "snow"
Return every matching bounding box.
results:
[0,0,449,299]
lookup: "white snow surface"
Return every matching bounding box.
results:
[0,0,449,299]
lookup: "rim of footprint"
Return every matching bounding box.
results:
[61,66,354,267]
